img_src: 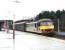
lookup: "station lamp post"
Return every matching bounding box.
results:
[12,0,21,39]
[13,14,15,39]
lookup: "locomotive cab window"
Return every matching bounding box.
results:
[40,21,53,26]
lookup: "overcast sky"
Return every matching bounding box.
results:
[0,0,65,21]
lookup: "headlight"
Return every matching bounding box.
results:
[50,26,54,28]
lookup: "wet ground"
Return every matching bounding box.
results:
[0,30,65,50]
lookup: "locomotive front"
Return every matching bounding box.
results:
[38,19,54,36]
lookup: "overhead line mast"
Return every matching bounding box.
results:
[12,0,21,39]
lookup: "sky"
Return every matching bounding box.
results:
[0,0,65,21]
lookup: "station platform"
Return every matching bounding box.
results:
[0,31,13,50]
[0,30,65,50]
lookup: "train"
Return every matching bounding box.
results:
[14,19,55,36]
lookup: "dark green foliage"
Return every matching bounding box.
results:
[35,10,65,20]
[35,10,65,31]
[55,10,61,19]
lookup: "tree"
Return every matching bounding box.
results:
[60,10,65,31]
[41,11,50,18]
[50,11,55,19]
[55,10,61,32]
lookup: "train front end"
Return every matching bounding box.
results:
[38,19,55,36]
[39,25,54,33]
